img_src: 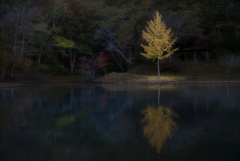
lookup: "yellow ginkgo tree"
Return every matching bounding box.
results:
[141,11,179,78]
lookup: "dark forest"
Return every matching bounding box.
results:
[0,0,240,81]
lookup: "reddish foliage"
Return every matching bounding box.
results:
[76,52,111,69]
[76,56,88,68]
[96,51,111,67]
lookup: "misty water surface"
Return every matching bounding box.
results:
[0,83,240,161]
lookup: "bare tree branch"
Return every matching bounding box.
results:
[94,27,133,67]
[0,0,41,78]
[219,54,240,78]
[162,11,198,40]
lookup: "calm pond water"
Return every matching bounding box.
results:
[1,83,240,161]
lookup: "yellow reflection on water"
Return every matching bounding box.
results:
[141,104,179,154]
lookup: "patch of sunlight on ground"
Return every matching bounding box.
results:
[132,75,187,82]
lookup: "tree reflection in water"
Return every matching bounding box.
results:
[141,104,179,154]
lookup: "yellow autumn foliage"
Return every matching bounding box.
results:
[141,11,179,61]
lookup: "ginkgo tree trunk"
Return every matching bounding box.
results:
[141,11,178,78]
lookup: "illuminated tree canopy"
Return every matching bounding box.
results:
[141,11,179,78]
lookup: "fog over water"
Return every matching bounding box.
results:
[0,83,240,161]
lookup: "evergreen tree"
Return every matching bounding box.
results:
[141,11,178,78]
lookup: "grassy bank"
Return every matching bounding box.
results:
[95,60,240,83]
[1,60,240,85]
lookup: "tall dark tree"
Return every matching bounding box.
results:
[0,0,41,78]
[198,0,240,48]
[0,23,10,80]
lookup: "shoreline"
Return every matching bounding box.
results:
[95,80,240,84]
[0,80,87,88]
[1,80,240,87]
[0,83,26,88]
[1,71,240,86]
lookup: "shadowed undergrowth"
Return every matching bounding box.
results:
[96,60,240,82]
